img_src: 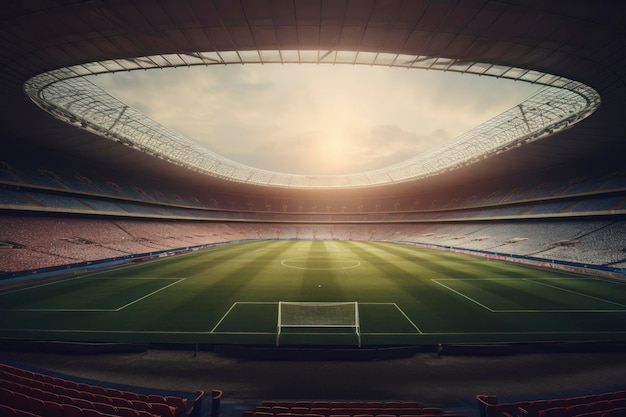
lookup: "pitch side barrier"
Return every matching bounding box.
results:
[0,239,255,283]
[398,240,626,281]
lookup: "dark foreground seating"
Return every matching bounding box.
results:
[242,400,466,417]
[0,362,204,417]
[476,391,626,417]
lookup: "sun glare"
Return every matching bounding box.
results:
[89,64,540,176]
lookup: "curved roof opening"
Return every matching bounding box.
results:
[24,50,600,189]
[87,64,540,176]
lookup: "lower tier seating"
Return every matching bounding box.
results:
[0,362,204,417]
[242,400,466,417]
[476,392,626,417]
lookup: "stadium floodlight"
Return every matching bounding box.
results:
[276,301,361,347]
[23,50,601,190]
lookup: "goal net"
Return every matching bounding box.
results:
[277,301,361,347]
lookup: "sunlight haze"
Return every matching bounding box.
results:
[89,64,540,175]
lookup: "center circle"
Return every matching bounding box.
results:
[281,256,361,270]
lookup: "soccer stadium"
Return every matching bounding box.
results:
[1,1,626,417]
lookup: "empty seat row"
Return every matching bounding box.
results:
[1,375,178,417]
[0,403,40,417]
[246,413,466,417]
[0,386,154,417]
[534,401,626,417]
[245,400,465,417]
[254,406,443,416]
[1,363,205,416]
[0,363,194,413]
[476,391,626,417]
[260,402,422,409]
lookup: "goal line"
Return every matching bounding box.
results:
[276,301,361,347]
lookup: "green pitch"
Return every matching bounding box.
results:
[1,240,625,346]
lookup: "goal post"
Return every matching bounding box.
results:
[277,301,361,347]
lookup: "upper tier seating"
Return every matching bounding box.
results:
[2,149,626,216]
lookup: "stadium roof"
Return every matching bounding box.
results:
[1,1,626,195]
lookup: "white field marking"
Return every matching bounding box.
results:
[210,302,422,335]
[523,278,626,308]
[114,278,186,311]
[0,308,119,312]
[84,277,183,280]
[0,328,213,334]
[0,278,185,312]
[0,276,181,297]
[431,279,495,312]
[413,330,626,335]
[210,302,241,333]
[281,256,361,270]
[389,303,422,334]
[487,309,626,313]
[296,248,352,253]
[2,328,626,337]
[431,278,626,313]
[0,275,85,296]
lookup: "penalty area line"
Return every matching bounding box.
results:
[115,278,186,311]
[391,303,423,334]
[209,301,276,333]
[431,279,495,312]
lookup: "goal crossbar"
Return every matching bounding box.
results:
[277,301,361,347]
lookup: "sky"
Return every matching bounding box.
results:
[89,64,540,176]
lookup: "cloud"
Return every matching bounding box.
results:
[89,64,539,175]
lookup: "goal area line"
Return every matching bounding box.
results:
[210,301,423,346]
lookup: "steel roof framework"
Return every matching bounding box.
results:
[24,50,600,189]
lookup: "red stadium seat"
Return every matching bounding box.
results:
[26,397,46,415]
[0,404,16,416]
[122,391,139,401]
[94,402,118,415]
[93,393,112,404]
[61,403,85,417]
[13,410,38,417]
[82,409,106,417]
[150,402,177,417]
[56,394,77,405]
[74,398,95,410]
[537,407,565,417]
[129,400,153,414]
[587,402,611,413]
[104,388,124,398]
[12,391,31,412]
[165,395,188,414]
[603,408,626,417]
[0,387,15,406]
[43,401,64,417]
[79,390,97,402]
[39,389,59,403]
[116,407,140,417]
[112,397,133,408]
[89,385,108,396]
[136,393,150,402]
[148,394,167,404]
[610,399,626,409]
